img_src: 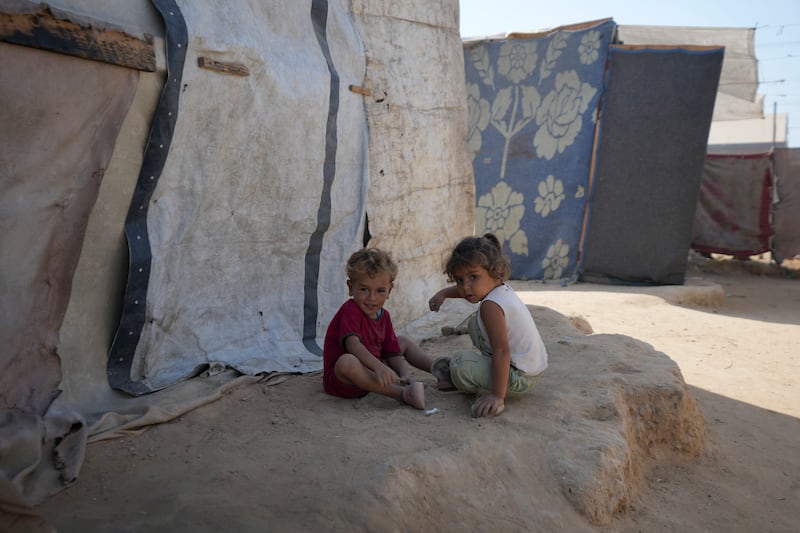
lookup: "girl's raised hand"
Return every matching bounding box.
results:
[428,292,445,312]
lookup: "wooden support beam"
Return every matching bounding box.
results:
[0,2,156,71]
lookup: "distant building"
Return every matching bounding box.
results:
[707,113,788,154]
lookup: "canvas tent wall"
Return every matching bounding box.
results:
[0,0,472,510]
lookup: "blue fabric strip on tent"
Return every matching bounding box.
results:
[463,20,616,282]
[303,0,339,356]
[107,0,187,395]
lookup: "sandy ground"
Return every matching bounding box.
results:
[36,257,800,532]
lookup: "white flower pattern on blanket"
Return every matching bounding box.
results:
[476,181,529,256]
[465,21,611,280]
[534,175,565,217]
[534,70,597,160]
[542,239,570,280]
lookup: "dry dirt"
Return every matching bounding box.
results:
[35,256,800,532]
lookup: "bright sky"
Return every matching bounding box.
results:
[459,0,800,147]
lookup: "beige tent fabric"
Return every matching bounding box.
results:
[85,372,258,443]
[0,400,87,506]
[617,25,762,122]
[54,0,166,410]
[351,0,475,328]
[0,43,138,414]
[0,473,53,532]
[0,41,138,509]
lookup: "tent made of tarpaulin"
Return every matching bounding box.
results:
[463,19,617,282]
[691,153,774,257]
[579,45,724,285]
[1,0,473,510]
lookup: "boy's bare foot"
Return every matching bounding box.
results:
[431,356,456,391]
[401,381,425,409]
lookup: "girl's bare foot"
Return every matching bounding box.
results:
[431,356,456,391]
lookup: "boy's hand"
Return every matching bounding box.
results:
[374,363,399,387]
[471,394,505,417]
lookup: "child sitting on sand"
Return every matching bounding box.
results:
[428,233,548,417]
[323,247,435,409]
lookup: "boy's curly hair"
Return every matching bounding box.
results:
[444,233,510,282]
[346,248,398,281]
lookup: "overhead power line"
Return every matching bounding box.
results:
[758,40,800,47]
[755,23,800,29]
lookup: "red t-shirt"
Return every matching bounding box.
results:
[323,299,401,396]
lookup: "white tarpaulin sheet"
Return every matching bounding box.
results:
[108,0,473,396]
[107,0,370,394]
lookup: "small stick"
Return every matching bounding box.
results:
[197,56,250,77]
[348,84,371,96]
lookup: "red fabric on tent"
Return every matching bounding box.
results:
[691,153,773,257]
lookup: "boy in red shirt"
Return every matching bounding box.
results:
[323,248,434,409]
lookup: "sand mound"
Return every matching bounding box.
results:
[38,305,708,531]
